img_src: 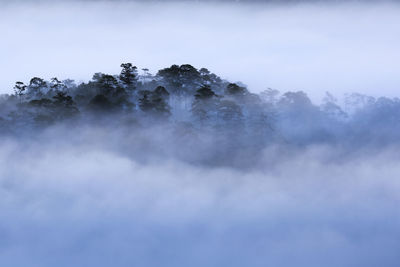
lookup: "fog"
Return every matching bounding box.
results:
[1,124,400,267]
[1,1,400,100]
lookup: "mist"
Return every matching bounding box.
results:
[1,0,400,100]
[1,124,400,267]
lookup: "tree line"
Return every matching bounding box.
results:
[2,62,400,148]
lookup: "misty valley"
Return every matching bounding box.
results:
[1,63,400,267]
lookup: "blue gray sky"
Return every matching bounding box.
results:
[1,1,399,100]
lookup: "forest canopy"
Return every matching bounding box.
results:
[1,63,400,167]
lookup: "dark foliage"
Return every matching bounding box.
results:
[2,62,400,152]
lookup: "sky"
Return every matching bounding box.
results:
[0,0,399,100]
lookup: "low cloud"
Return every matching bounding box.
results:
[1,124,400,266]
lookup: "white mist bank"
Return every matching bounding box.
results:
[1,1,400,100]
[0,127,400,266]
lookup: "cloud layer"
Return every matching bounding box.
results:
[1,125,400,266]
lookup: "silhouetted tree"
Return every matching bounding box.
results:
[50,77,66,92]
[14,81,26,102]
[194,85,217,100]
[138,90,153,112]
[27,77,47,98]
[88,94,114,111]
[192,85,219,123]
[51,92,79,119]
[91,73,123,98]
[157,64,202,95]
[140,68,152,84]
[152,86,170,117]
[154,86,169,98]
[93,73,119,90]
[138,87,171,118]
[225,83,248,97]
[120,63,138,88]
[53,91,74,107]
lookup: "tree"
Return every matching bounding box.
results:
[52,91,79,119]
[50,77,66,92]
[87,72,133,111]
[152,86,170,117]
[138,87,171,118]
[120,63,138,87]
[141,68,152,84]
[194,85,217,100]
[29,77,46,88]
[93,73,119,89]
[199,68,210,76]
[88,94,113,111]
[92,73,121,97]
[225,83,248,97]
[154,86,169,99]
[138,90,153,113]
[217,100,243,128]
[321,92,347,120]
[27,77,47,98]
[260,88,280,105]
[53,91,74,107]
[198,68,225,93]
[278,91,313,109]
[14,81,26,102]
[157,64,202,95]
[192,85,219,123]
